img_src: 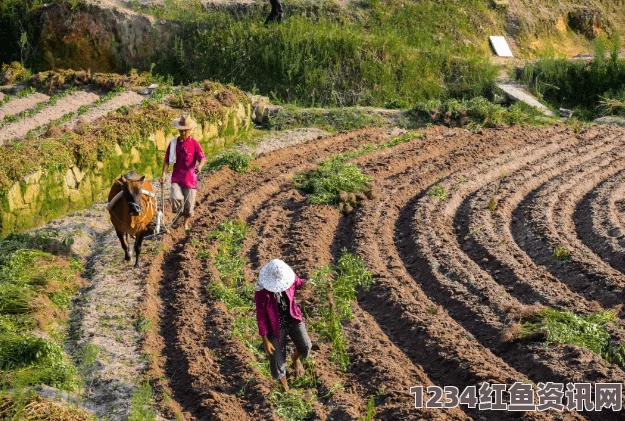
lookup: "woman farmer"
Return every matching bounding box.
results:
[160,114,206,231]
[255,259,312,391]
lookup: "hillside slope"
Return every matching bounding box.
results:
[1,0,624,107]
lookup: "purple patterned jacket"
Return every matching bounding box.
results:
[255,276,307,342]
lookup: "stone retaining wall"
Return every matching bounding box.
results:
[0,102,252,236]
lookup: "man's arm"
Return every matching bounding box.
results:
[196,158,206,174]
[160,161,169,183]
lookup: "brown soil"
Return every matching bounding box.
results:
[138,124,625,421]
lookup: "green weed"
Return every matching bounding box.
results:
[427,185,447,201]
[128,382,157,421]
[294,155,371,209]
[310,250,373,371]
[204,151,251,173]
[552,244,571,261]
[519,308,625,367]
[269,389,315,421]
[487,198,497,212]
[359,394,376,421]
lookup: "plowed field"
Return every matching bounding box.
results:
[145,125,625,421]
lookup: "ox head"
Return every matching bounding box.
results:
[116,172,145,217]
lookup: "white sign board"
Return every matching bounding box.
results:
[489,36,513,57]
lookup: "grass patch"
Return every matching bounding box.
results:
[204,151,251,174]
[552,244,571,261]
[128,382,158,421]
[487,198,497,212]
[0,234,84,394]
[294,155,371,210]
[413,97,549,128]
[519,308,625,367]
[269,389,315,421]
[294,132,422,210]
[309,250,373,371]
[427,184,447,201]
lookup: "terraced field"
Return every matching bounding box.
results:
[143,124,625,420]
[0,86,146,143]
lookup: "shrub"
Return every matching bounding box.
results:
[294,155,371,208]
[1,62,30,85]
[204,151,251,174]
[520,37,625,119]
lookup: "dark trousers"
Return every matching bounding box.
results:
[267,321,311,379]
[265,0,284,24]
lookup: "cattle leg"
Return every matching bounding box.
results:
[134,232,145,269]
[116,229,131,262]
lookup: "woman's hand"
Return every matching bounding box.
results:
[262,336,274,355]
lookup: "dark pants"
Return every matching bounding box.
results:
[267,321,311,379]
[265,0,284,24]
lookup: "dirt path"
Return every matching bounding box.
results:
[0,91,99,143]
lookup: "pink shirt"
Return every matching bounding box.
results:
[165,137,206,189]
[255,276,307,341]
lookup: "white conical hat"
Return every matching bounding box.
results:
[257,259,295,293]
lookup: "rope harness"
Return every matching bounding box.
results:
[109,189,157,238]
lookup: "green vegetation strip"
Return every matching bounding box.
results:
[413,97,549,128]
[519,308,625,366]
[0,230,97,419]
[294,131,421,209]
[309,250,373,371]
[200,220,377,419]
[199,220,316,421]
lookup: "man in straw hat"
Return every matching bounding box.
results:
[255,259,312,391]
[160,113,206,231]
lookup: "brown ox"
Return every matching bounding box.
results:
[107,171,156,269]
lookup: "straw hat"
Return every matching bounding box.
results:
[172,113,197,130]
[256,259,296,293]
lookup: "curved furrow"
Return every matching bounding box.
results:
[410,128,625,420]
[241,187,372,420]
[512,130,625,309]
[457,129,625,312]
[155,128,399,419]
[353,127,572,420]
[236,154,469,420]
[575,170,625,274]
